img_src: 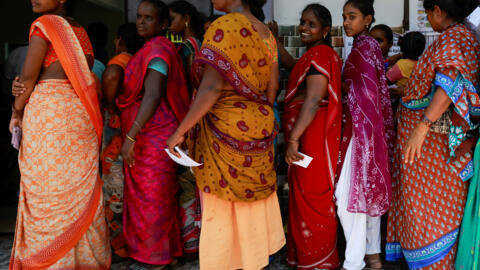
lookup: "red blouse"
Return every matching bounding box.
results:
[31,25,94,67]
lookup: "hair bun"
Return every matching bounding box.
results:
[250,0,267,8]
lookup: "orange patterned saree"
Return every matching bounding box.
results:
[10,15,110,270]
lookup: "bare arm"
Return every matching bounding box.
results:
[13,36,48,113]
[267,61,279,104]
[404,87,452,164]
[101,64,124,111]
[121,69,166,166]
[277,42,297,71]
[9,36,47,133]
[267,21,296,71]
[286,74,329,164]
[166,65,224,156]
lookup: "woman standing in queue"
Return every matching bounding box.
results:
[283,4,342,270]
[117,0,190,268]
[101,22,141,258]
[166,0,285,268]
[386,0,480,268]
[168,0,205,255]
[337,0,394,269]
[9,0,111,268]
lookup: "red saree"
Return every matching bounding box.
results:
[283,45,343,269]
[117,36,189,264]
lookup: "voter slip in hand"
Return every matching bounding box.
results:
[165,146,203,167]
[292,152,313,168]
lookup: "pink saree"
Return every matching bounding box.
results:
[117,36,189,264]
[339,35,395,217]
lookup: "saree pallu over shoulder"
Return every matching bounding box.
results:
[195,13,273,105]
[29,15,103,144]
[189,13,278,202]
[386,23,480,269]
[10,14,109,270]
[283,45,343,269]
[183,37,202,90]
[341,35,395,217]
[118,35,186,264]
[117,36,189,124]
[401,23,480,159]
[284,44,342,187]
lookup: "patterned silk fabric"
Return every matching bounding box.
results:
[387,23,480,269]
[190,13,278,202]
[117,36,189,264]
[31,25,93,67]
[10,15,110,269]
[340,35,395,217]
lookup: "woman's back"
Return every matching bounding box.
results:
[30,16,94,81]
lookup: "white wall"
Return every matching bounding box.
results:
[273,0,404,27]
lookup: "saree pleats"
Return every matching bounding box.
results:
[10,80,110,269]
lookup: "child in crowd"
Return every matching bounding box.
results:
[386,31,425,114]
[386,31,426,89]
[370,24,393,70]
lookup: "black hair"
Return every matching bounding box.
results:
[370,24,393,44]
[141,0,171,25]
[399,31,426,60]
[242,0,267,22]
[64,0,75,15]
[423,0,478,22]
[302,3,333,47]
[206,14,222,24]
[168,0,206,39]
[87,22,108,48]
[344,0,375,28]
[117,23,143,54]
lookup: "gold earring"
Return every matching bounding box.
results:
[185,21,189,28]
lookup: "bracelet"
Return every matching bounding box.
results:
[288,139,299,144]
[133,121,142,130]
[126,134,136,143]
[421,114,433,128]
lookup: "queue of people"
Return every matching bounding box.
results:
[7,0,480,269]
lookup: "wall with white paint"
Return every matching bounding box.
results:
[273,0,404,27]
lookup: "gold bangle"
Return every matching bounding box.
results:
[126,134,136,143]
[288,139,299,143]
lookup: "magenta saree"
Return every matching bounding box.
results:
[116,36,189,264]
[340,35,395,217]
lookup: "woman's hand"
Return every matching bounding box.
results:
[121,139,135,167]
[404,122,429,164]
[9,113,22,134]
[166,131,185,158]
[267,20,279,40]
[285,141,304,165]
[12,77,27,97]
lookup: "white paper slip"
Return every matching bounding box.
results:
[165,146,203,167]
[468,7,480,27]
[292,152,313,168]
